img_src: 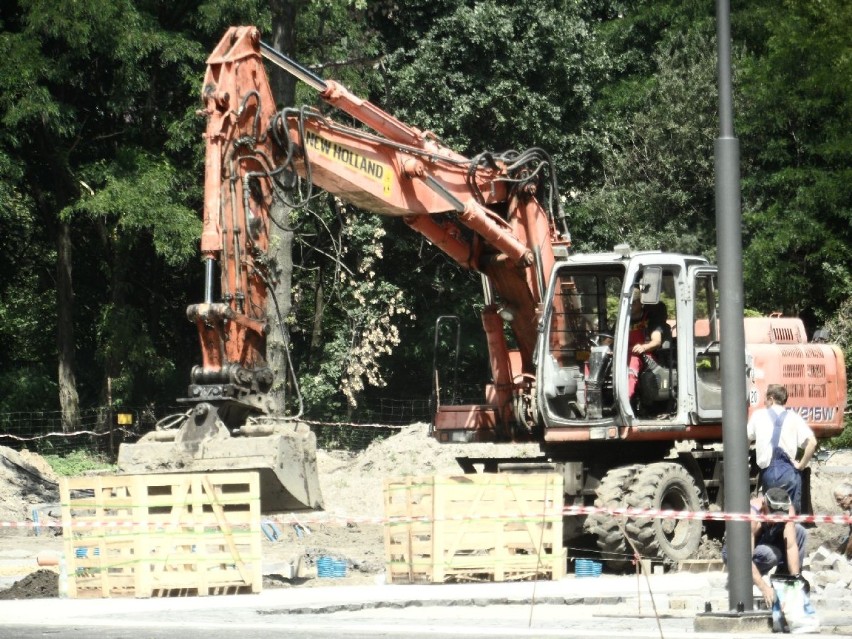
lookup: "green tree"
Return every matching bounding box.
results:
[0,150,57,411]
[823,297,852,444]
[573,28,718,255]
[738,0,852,320]
[567,1,718,254]
[291,201,416,416]
[380,0,603,159]
[0,0,269,421]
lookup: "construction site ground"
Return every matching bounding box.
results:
[1,424,851,634]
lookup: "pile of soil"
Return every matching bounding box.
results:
[0,446,59,524]
[315,423,541,519]
[0,570,59,600]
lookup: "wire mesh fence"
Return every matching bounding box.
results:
[0,396,436,459]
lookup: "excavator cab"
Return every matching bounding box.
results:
[535,251,690,430]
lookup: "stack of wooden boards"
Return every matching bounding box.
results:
[384,473,566,583]
[59,471,261,598]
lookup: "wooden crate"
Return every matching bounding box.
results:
[59,472,262,598]
[384,473,566,583]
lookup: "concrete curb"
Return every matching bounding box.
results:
[257,595,630,616]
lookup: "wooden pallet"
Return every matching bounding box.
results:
[384,474,566,583]
[59,472,262,598]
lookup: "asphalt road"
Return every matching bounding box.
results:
[0,573,828,639]
[0,604,747,639]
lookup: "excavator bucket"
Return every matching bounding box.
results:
[117,403,323,512]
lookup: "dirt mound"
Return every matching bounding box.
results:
[16,450,59,483]
[316,423,540,518]
[0,569,59,599]
[0,446,59,525]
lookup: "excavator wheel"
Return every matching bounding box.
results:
[623,462,703,566]
[584,464,643,572]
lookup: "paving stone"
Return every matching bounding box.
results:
[817,569,844,585]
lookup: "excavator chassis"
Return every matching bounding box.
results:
[117,402,323,513]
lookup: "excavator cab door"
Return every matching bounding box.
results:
[690,267,723,421]
[621,263,680,420]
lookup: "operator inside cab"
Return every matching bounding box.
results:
[627,284,671,404]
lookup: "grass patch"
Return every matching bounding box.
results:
[43,449,116,476]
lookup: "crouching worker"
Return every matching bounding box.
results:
[724,487,808,606]
[750,487,808,607]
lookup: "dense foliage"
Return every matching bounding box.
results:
[738,0,851,320]
[0,0,848,432]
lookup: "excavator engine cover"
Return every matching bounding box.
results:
[117,402,323,512]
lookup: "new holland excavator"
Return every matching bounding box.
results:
[120,27,847,566]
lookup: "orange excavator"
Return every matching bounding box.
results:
[119,27,847,566]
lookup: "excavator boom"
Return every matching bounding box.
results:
[256,29,571,438]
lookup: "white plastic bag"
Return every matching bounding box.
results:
[771,575,820,634]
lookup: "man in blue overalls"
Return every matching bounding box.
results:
[747,384,817,513]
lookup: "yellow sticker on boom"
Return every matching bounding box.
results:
[305,130,392,197]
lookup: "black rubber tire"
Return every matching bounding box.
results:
[623,462,703,565]
[584,465,643,572]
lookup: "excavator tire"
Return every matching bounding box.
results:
[623,462,703,566]
[584,464,643,572]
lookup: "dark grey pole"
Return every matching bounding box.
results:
[715,0,753,612]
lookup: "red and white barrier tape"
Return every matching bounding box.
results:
[559,505,852,526]
[3,506,850,530]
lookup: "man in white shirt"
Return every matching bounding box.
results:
[747,384,817,513]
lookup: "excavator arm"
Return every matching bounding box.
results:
[117,28,322,512]
[119,24,573,502]
[250,28,573,439]
[190,29,282,407]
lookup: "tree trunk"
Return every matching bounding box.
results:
[27,122,82,432]
[266,1,302,416]
[56,219,80,432]
[267,195,296,415]
[269,0,300,107]
[309,263,325,358]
